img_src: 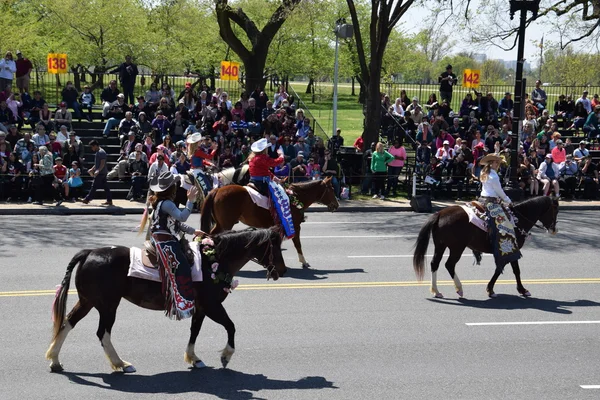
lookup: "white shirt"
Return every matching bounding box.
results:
[480,170,511,203]
[576,97,592,113]
[537,161,560,180]
[392,103,405,117]
[0,59,16,80]
[148,161,168,183]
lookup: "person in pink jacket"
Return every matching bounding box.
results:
[435,130,455,150]
[386,138,407,196]
[550,139,566,166]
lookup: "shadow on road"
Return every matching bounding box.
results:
[61,369,337,399]
[427,296,600,314]
[236,267,366,281]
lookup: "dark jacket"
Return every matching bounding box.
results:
[61,88,79,104]
[110,62,139,85]
[101,87,120,103]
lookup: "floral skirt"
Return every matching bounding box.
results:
[481,197,522,269]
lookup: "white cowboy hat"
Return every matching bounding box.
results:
[479,154,502,166]
[251,138,269,153]
[186,132,204,144]
[150,171,180,192]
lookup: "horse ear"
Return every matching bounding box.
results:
[324,176,332,183]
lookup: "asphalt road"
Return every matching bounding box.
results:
[2,210,600,400]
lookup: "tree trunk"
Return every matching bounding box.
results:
[244,58,267,97]
[305,77,314,94]
[351,76,356,96]
[362,72,382,146]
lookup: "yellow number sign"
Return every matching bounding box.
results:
[220,61,240,81]
[462,69,481,88]
[47,53,68,74]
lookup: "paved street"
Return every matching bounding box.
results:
[2,210,600,399]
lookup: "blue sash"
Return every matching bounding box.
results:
[268,181,295,238]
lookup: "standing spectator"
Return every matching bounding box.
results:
[361,142,376,195]
[581,156,598,199]
[438,65,457,103]
[0,52,16,92]
[371,142,394,199]
[576,90,592,114]
[128,148,148,201]
[67,161,83,201]
[110,55,138,105]
[14,51,32,94]
[101,80,120,120]
[79,85,96,122]
[328,128,344,155]
[322,150,340,196]
[537,154,560,196]
[82,140,112,205]
[37,146,55,205]
[4,152,24,202]
[61,81,81,121]
[54,102,73,130]
[386,139,406,197]
[531,80,547,111]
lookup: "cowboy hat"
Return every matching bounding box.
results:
[251,138,269,153]
[479,154,502,166]
[150,171,179,193]
[186,132,204,144]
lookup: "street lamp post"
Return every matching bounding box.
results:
[332,19,353,139]
[505,0,540,201]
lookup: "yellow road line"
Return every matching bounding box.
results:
[2,278,600,297]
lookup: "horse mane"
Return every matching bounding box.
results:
[211,228,277,258]
[289,179,322,194]
[513,195,552,213]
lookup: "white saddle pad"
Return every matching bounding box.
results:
[244,186,270,210]
[460,205,487,233]
[127,246,203,283]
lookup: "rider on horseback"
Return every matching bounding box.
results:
[147,171,202,320]
[187,132,217,194]
[479,154,522,268]
[248,138,284,195]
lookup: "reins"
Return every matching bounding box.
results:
[511,199,555,233]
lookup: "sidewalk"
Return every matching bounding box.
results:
[0,197,599,216]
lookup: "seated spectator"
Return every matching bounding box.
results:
[47,132,63,158]
[14,132,33,158]
[77,85,95,122]
[576,90,592,114]
[6,92,23,129]
[135,111,152,138]
[436,130,455,150]
[142,135,156,159]
[498,92,513,116]
[101,80,120,120]
[147,154,169,187]
[273,159,289,179]
[61,81,81,121]
[38,102,54,133]
[448,117,464,139]
[5,124,22,150]
[169,111,189,143]
[570,100,589,130]
[171,151,191,175]
[0,100,15,132]
[559,155,578,199]
[64,131,84,161]
[280,136,296,162]
[435,140,454,176]
[583,105,600,140]
[56,125,70,144]
[537,154,560,196]
[103,94,130,138]
[128,149,148,201]
[229,114,248,139]
[290,152,308,182]
[62,144,81,168]
[581,156,598,199]
[67,161,83,201]
[54,102,73,130]
[149,145,171,167]
[185,118,203,138]
[553,94,570,121]
[52,157,68,205]
[459,93,476,116]
[27,91,45,128]
[144,82,161,111]
[218,146,235,169]
[519,156,538,196]
[245,98,262,135]
[416,122,433,146]
[551,139,566,165]
[416,141,431,175]
[573,140,589,164]
[531,80,547,111]
[151,111,171,143]
[109,131,139,181]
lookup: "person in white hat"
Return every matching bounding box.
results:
[248,137,284,195]
[435,139,454,176]
[479,153,521,268]
[537,153,560,197]
[186,132,217,193]
[139,171,201,319]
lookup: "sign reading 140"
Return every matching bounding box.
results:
[47,53,68,74]
[220,61,240,81]
[462,69,481,88]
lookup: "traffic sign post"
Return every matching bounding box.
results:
[462,69,481,89]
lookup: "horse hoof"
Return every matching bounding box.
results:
[302,263,311,269]
[49,363,64,373]
[521,290,531,297]
[193,360,207,369]
[122,365,136,373]
[221,356,229,368]
[457,290,464,298]
[433,293,444,299]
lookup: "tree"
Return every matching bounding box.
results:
[346,0,415,146]
[214,0,302,95]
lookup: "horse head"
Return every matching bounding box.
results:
[540,196,560,235]
[320,176,340,212]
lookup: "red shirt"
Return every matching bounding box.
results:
[54,164,67,179]
[149,152,171,167]
[249,153,284,177]
[194,147,217,160]
[16,58,33,78]
[353,136,364,152]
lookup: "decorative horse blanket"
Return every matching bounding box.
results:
[127,246,203,283]
[244,183,295,239]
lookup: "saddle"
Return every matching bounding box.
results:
[247,182,266,196]
[141,237,195,269]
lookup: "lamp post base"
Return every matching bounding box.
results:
[503,182,524,202]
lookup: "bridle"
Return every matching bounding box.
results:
[253,237,276,280]
[511,201,557,234]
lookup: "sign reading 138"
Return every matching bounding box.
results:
[47,54,68,74]
[462,69,481,88]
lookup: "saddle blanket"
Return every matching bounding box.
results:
[127,246,203,283]
[244,186,270,209]
[460,204,488,233]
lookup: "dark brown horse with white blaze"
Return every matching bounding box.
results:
[413,196,559,298]
[201,177,339,268]
[45,228,287,373]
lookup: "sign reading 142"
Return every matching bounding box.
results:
[220,61,240,81]
[462,69,481,88]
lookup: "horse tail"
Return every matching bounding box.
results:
[413,213,439,281]
[200,189,217,233]
[51,249,92,341]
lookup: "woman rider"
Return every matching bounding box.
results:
[187,132,217,193]
[479,154,521,268]
[248,138,284,195]
[143,171,202,320]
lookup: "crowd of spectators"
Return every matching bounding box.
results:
[378,75,600,200]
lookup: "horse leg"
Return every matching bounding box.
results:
[430,244,446,298]
[511,261,531,297]
[96,307,135,373]
[291,229,310,269]
[184,311,207,369]
[46,299,92,372]
[204,303,236,368]
[486,268,503,298]
[445,246,466,298]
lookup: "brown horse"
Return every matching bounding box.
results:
[413,196,559,298]
[201,177,339,268]
[45,227,287,373]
